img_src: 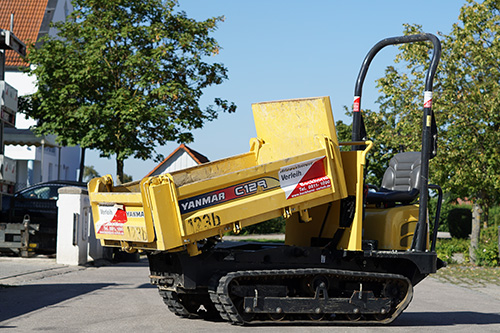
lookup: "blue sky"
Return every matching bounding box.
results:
[88,0,468,180]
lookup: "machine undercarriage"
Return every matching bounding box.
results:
[149,241,439,324]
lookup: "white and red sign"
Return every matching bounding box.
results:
[424,91,433,108]
[279,157,331,199]
[96,204,128,235]
[353,96,361,112]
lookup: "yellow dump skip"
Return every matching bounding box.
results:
[253,97,339,164]
[88,97,348,256]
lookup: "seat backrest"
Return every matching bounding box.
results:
[381,152,421,192]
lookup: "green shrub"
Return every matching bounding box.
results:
[240,217,286,235]
[428,197,445,232]
[436,238,469,264]
[475,225,499,267]
[488,205,500,227]
[447,207,472,239]
[436,225,498,267]
[428,195,463,233]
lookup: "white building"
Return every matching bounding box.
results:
[1,0,80,190]
[4,128,80,190]
[146,144,210,177]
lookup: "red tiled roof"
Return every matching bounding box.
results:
[145,144,210,178]
[0,0,49,68]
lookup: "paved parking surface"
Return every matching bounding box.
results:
[1,257,500,332]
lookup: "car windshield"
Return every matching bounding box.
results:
[18,185,60,200]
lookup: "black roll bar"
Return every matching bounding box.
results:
[352,33,441,252]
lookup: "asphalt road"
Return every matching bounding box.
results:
[1,257,500,332]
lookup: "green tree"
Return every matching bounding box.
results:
[83,165,100,182]
[122,173,133,183]
[21,0,235,183]
[336,115,388,185]
[370,0,500,262]
[438,0,500,261]
[335,119,351,146]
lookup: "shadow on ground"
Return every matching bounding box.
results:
[395,311,500,326]
[200,310,500,327]
[0,283,113,323]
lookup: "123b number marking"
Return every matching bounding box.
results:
[187,213,221,231]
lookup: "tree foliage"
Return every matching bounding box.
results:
[83,165,100,182]
[22,0,235,182]
[436,0,500,213]
[366,0,500,212]
[336,114,388,185]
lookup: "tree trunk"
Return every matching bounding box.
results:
[78,147,86,183]
[481,201,489,228]
[470,203,481,263]
[116,158,124,185]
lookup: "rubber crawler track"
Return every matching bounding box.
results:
[159,290,197,318]
[209,268,413,325]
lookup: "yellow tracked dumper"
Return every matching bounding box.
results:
[88,34,444,325]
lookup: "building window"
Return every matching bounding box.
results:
[48,163,53,181]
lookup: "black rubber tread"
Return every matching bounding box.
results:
[212,268,413,325]
[160,288,221,320]
[159,290,197,318]
[208,274,231,321]
[209,290,230,321]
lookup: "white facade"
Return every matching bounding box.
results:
[56,187,108,265]
[153,150,200,175]
[3,0,79,190]
[5,143,80,190]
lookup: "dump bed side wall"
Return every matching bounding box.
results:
[170,152,257,187]
[88,97,350,255]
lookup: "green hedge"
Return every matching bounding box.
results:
[436,237,469,264]
[447,207,473,239]
[489,206,500,227]
[240,217,286,235]
[475,225,499,267]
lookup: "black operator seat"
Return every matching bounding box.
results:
[366,152,421,207]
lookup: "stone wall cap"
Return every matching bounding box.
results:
[58,186,88,195]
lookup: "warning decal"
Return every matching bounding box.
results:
[279,157,331,199]
[424,91,433,108]
[96,204,128,235]
[353,96,361,112]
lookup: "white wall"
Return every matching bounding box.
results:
[56,186,108,265]
[36,145,81,182]
[3,0,79,188]
[4,71,38,128]
[4,144,36,160]
[5,0,73,128]
[152,150,198,176]
[5,145,80,189]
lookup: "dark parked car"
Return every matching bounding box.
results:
[1,181,87,253]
